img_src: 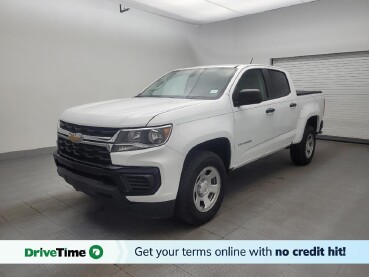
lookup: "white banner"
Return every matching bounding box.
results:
[0,240,368,264]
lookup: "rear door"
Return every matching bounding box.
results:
[262,69,298,149]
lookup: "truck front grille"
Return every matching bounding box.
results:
[57,136,112,166]
[60,120,120,138]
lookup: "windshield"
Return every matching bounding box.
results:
[137,68,236,99]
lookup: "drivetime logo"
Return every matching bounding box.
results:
[89,245,104,259]
[25,245,103,259]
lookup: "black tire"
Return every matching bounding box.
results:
[175,150,227,226]
[290,125,316,166]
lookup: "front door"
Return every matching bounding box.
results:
[232,69,275,166]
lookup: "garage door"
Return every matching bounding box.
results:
[272,51,369,140]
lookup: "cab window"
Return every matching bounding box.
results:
[235,69,267,100]
[266,69,291,99]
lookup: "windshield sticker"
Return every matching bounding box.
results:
[210,90,218,94]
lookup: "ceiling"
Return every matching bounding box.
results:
[125,0,317,24]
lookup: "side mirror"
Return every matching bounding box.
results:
[234,89,262,107]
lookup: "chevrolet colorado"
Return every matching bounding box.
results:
[54,64,324,225]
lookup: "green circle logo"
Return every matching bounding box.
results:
[89,245,103,260]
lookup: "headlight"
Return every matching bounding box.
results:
[112,125,172,152]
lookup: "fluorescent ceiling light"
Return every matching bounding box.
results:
[127,0,241,23]
[209,0,308,15]
[127,0,317,24]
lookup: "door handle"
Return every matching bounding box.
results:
[290,103,297,108]
[266,108,275,114]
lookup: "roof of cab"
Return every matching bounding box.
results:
[178,64,280,70]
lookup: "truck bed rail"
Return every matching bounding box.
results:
[297,90,323,96]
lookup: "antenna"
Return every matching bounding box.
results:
[250,57,254,64]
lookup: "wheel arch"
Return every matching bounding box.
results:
[306,115,319,132]
[293,113,320,144]
[183,137,232,172]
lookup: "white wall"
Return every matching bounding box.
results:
[190,0,369,65]
[2,0,369,154]
[0,0,197,154]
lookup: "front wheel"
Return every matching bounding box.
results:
[175,151,226,225]
[290,125,316,166]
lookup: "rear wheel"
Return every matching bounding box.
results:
[290,125,316,166]
[175,151,226,225]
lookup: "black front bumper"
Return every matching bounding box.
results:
[53,151,174,218]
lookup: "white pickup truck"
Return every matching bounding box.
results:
[54,64,324,225]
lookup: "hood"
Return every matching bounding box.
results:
[60,97,205,128]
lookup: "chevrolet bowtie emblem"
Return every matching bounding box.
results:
[68,133,82,143]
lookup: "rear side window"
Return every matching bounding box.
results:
[267,70,290,99]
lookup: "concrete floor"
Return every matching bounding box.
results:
[0,140,368,276]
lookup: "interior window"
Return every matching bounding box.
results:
[235,69,267,100]
[267,70,291,99]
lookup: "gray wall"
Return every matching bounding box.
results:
[0,0,197,154]
[190,0,369,65]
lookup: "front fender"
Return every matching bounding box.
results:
[167,113,235,159]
